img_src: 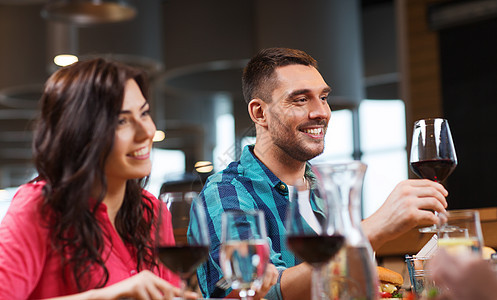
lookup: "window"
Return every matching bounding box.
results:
[313,100,407,218]
[148,148,186,197]
[360,100,407,217]
[311,109,354,163]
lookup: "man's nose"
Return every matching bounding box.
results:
[309,98,331,120]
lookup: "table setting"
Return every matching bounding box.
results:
[156,118,497,300]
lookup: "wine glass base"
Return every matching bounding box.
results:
[418,225,438,234]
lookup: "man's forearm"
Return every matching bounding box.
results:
[361,217,387,250]
[279,263,312,300]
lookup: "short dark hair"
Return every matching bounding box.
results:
[241,47,318,104]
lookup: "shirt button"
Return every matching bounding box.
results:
[279,184,286,190]
[130,269,137,275]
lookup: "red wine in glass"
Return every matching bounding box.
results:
[410,118,457,233]
[157,192,210,297]
[157,243,209,276]
[287,234,345,266]
[410,159,457,183]
[286,180,346,300]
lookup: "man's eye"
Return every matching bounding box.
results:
[321,95,329,101]
[295,98,307,102]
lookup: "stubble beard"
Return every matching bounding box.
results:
[269,116,326,163]
[275,135,325,163]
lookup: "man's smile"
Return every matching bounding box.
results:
[301,127,325,137]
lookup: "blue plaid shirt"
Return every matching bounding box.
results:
[188,145,318,299]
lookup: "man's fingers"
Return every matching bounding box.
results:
[404,179,448,196]
[417,197,447,214]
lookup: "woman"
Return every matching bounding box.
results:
[0,58,196,299]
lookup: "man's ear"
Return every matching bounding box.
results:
[248,98,268,127]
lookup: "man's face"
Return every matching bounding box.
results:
[264,64,331,162]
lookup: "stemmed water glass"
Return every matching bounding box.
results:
[155,192,210,298]
[285,178,346,300]
[219,210,270,300]
[410,118,457,233]
[437,209,484,256]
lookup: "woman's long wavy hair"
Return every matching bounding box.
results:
[32,58,158,291]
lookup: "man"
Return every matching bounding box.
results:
[188,48,448,300]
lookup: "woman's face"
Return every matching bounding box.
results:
[104,79,156,185]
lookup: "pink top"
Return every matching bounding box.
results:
[0,181,180,299]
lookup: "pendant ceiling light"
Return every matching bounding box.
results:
[41,0,136,25]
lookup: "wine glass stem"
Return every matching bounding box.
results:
[179,278,187,299]
[311,265,328,300]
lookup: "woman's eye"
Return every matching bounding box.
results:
[118,118,127,125]
[142,109,151,117]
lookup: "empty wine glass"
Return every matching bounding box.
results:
[410,118,457,233]
[219,210,270,300]
[156,192,210,298]
[286,177,346,300]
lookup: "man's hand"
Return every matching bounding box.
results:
[362,179,448,250]
[225,263,278,300]
[253,263,278,300]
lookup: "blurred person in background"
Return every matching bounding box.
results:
[428,248,497,300]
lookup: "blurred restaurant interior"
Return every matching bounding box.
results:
[1,0,497,275]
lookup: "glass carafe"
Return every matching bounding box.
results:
[312,162,378,300]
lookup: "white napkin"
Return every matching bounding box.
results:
[416,234,438,257]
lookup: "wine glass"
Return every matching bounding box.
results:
[437,209,484,256]
[156,192,210,298]
[219,210,270,300]
[410,118,457,233]
[285,178,346,300]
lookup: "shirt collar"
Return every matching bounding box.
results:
[240,145,314,196]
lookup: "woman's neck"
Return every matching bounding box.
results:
[102,179,126,228]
